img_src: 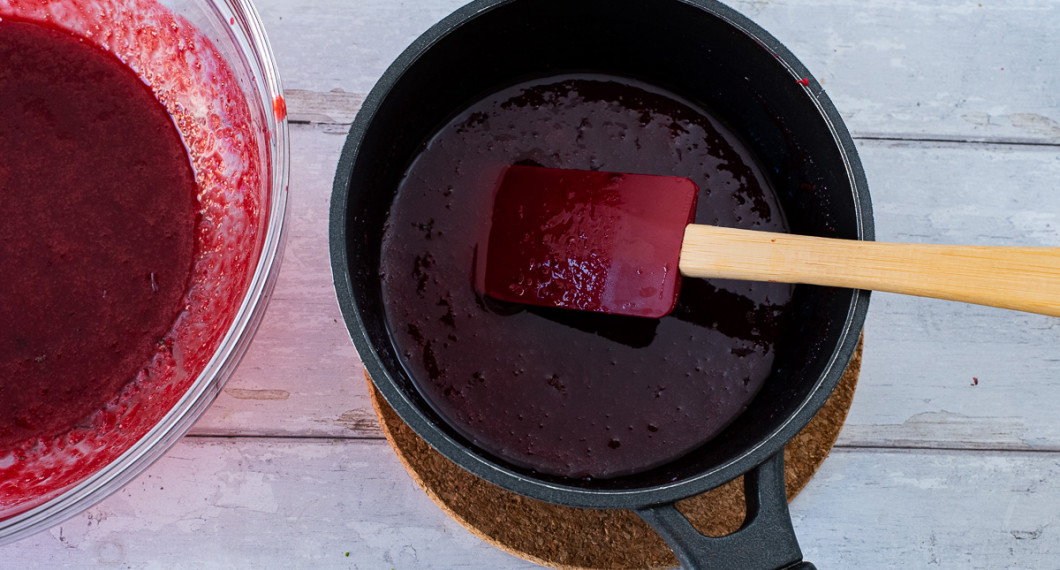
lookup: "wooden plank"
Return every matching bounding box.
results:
[736,0,1060,144]
[1,438,536,568]
[190,123,376,439]
[837,140,1060,451]
[796,448,1060,568]
[4,440,1060,568]
[285,89,363,125]
[253,0,468,94]
[256,0,1060,143]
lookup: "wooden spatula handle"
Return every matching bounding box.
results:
[680,224,1060,317]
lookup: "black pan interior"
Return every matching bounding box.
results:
[337,0,870,495]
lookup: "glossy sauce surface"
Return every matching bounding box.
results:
[0,19,197,449]
[380,75,792,479]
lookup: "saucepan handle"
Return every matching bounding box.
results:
[634,450,814,570]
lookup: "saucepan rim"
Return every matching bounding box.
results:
[329,0,872,510]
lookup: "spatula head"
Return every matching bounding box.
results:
[481,165,699,318]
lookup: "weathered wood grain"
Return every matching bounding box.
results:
[795,448,1060,569]
[285,89,363,125]
[7,1,1060,568]
[2,438,534,569]
[189,123,376,439]
[838,140,1060,451]
[258,0,1060,143]
[4,441,1060,569]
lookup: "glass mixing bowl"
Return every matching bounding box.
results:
[0,0,288,544]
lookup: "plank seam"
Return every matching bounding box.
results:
[181,434,1060,457]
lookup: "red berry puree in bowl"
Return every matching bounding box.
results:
[381,75,793,479]
[0,0,266,520]
[0,19,197,449]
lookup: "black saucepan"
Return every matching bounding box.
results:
[329,1,872,568]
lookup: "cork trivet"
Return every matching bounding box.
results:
[369,339,862,570]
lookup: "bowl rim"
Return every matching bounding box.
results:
[0,0,290,543]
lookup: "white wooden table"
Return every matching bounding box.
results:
[6,0,1060,567]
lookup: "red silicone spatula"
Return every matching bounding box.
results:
[482,165,1060,318]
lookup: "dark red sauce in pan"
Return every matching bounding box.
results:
[0,20,197,449]
[380,75,792,479]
